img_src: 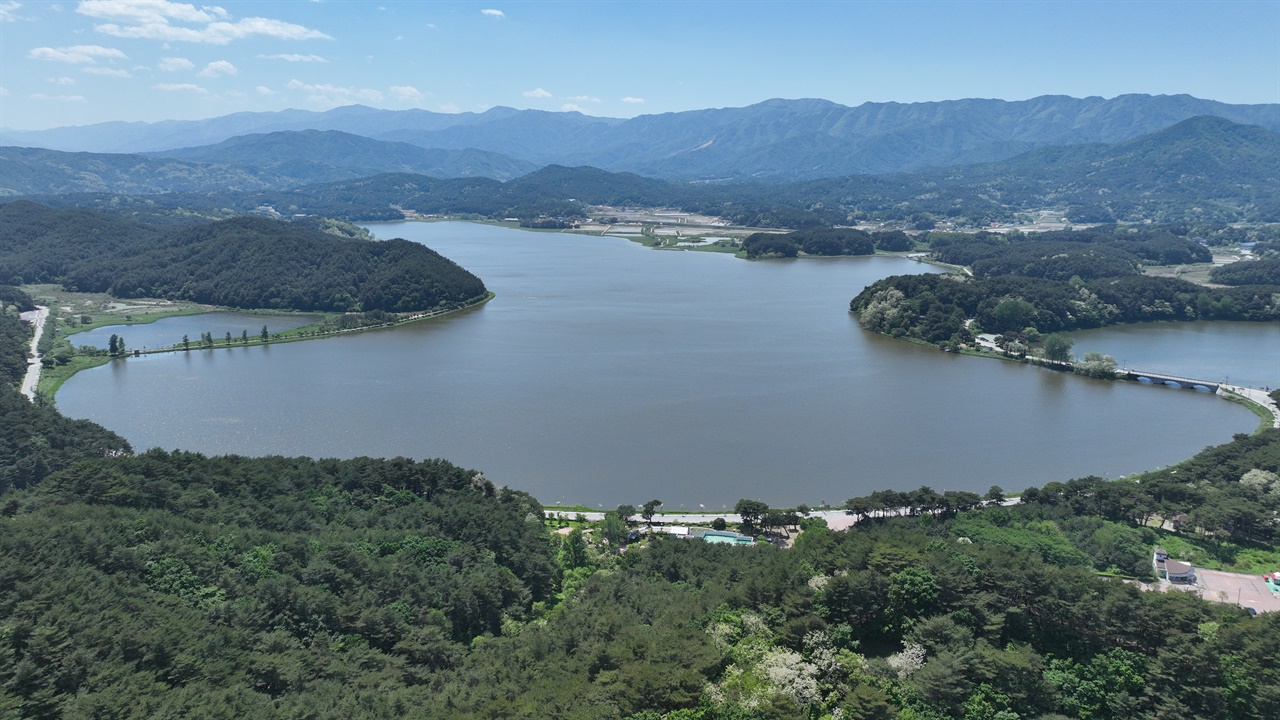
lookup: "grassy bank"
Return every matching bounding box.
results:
[37,355,111,399]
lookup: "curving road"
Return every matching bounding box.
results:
[1222,385,1280,429]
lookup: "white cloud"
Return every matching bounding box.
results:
[480,8,503,18]
[152,82,205,92]
[390,85,424,101]
[29,44,127,64]
[286,78,383,105]
[82,66,130,77]
[0,87,8,97]
[197,59,236,77]
[157,56,192,71]
[0,1,23,22]
[77,1,228,24]
[95,17,331,44]
[522,87,551,98]
[621,96,644,104]
[32,93,86,102]
[79,2,332,45]
[438,102,459,113]
[255,85,274,95]
[264,53,326,62]
[49,76,77,85]
[561,103,582,112]
[564,95,600,103]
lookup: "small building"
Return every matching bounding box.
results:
[1154,548,1196,584]
[1164,559,1196,584]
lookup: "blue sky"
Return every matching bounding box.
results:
[1,0,1277,130]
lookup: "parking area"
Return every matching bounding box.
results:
[1187,569,1280,614]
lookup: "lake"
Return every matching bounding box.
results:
[56,222,1265,507]
[1067,321,1280,391]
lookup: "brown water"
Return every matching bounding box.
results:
[57,222,1262,507]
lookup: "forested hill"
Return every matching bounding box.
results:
[850,226,1280,346]
[0,201,487,313]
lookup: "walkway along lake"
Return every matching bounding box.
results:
[57,222,1267,507]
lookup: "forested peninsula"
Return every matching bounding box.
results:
[1,312,1279,718]
[0,201,486,314]
[850,226,1280,347]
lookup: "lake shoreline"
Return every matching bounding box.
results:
[54,221,1266,506]
[856,316,1279,432]
[41,292,494,401]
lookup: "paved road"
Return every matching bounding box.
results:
[546,509,857,529]
[1153,568,1280,614]
[546,500,1021,533]
[1222,385,1280,429]
[18,306,48,401]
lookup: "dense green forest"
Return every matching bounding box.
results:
[0,286,36,388]
[1,314,1279,718]
[0,202,487,313]
[741,229,911,259]
[927,228,1211,280]
[0,314,28,390]
[850,226,1280,346]
[1209,258,1280,286]
[853,273,1280,344]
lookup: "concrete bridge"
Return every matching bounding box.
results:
[1120,369,1219,392]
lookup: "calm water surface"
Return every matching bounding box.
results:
[71,312,320,350]
[1068,322,1280,391]
[57,223,1263,506]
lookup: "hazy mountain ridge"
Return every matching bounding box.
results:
[0,131,539,196]
[149,130,539,182]
[0,146,284,196]
[5,94,1278,183]
[9,115,1279,225]
[913,115,1280,219]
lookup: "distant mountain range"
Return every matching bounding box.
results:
[5,94,1278,182]
[0,131,537,196]
[783,115,1280,224]
[9,115,1279,226]
[148,130,538,182]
